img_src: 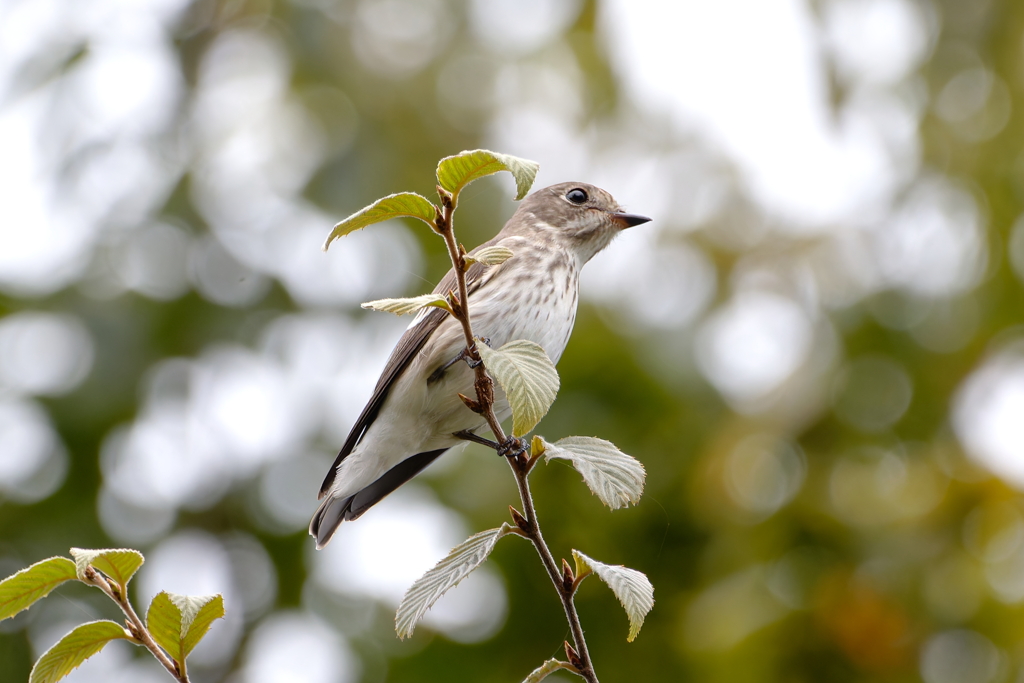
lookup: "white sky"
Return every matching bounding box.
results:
[602,0,928,226]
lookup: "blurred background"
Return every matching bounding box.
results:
[0,0,1022,681]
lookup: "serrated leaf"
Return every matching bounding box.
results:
[361,293,453,316]
[539,436,646,509]
[70,549,143,589]
[29,620,129,683]
[476,340,559,437]
[0,557,77,621]
[436,150,539,202]
[523,659,574,683]
[396,525,515,639]
[147,592,225,664]
[324,192,438,250]
[572,550,653,642]
[465,245,514,267]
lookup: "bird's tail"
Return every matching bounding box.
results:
[309,447,450,548]
[309,494,357,550]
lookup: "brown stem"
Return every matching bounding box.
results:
[83,568,188,683]
[438,189,598,682]
[436,193,507,444]
[507,457,598,682]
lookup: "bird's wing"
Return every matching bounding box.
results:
[317,239,500,498]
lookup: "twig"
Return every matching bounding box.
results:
[439,189,599,682]
[507,456,597,682]
[436,189,509,445]
[82,567,188,683]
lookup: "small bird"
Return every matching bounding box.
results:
[311,182,650,548]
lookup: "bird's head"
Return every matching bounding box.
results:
[510,182,651,264]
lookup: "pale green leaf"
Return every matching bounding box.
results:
[465,245,514,267]
[29,620,129,683]
[0,557,77,621]
[147,592,225,664]
[436,150,539,202]
[70,549,144,589]
[361,293,452,316]
[523,659,575,683]
[324,192,438,250]
[572,550,653,642]
[177,593,224,658]
[476,339,559,437]
[396,525,515,639]
[539,436,645,509]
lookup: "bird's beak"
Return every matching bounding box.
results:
[609,212,652,229]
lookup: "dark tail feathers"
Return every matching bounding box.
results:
[310,448,449,549]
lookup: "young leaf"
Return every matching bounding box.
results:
[70,549,144,589]
[573,548,651,643]
[29,620,129,683]
[538,436,646,509]
[436,150,539,203]
[523,659,575,683]
[465,245,514,267]
[361,293,453,316]
[476,339,559,437]
[572,550,653,642]
[324,192,438,250]
[147,592,225,664]
[0,557,77,621]
[396,525,515,639]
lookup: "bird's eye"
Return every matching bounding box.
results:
[566,188,588,205]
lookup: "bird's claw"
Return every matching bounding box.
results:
[465,338,491,369]
[497,436,527,458]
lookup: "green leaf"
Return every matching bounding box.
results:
[69,549,144,590]
[572,550,653,642]
[29,620,129,683]
[523,659,575,682]
[436,150,539,203]
[0,557,77,621]
[396,525,515,639]
[539,436,646,509]
[476,339,560,437]
[465,245,514,267]
[324,192,438,251]
[147,592,225,664]
[361,293,453,316]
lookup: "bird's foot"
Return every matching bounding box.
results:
[497,436,527,458]
[464,338,490,369]
[452,430,500,450]
[430,339,492,383]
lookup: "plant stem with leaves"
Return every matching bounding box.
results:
[79,566,187,682]
[434,186,597,682]
[0,548,224,683]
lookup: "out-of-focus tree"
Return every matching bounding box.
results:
[1,0,1023,682]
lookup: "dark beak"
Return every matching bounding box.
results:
[610,212,652,228]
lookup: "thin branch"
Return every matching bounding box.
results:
[437,188,599,683]
[436,189,508,445]
[507,456,598,682]
[82,567,188,683]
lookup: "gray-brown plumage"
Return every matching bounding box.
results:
[311,182,650,548]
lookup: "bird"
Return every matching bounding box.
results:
[310,181,650,548]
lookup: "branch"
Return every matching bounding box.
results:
[439,188,599,682]
[82,567,188,683]
[436,188,510,447]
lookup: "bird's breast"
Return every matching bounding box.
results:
[469,248,579,363]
